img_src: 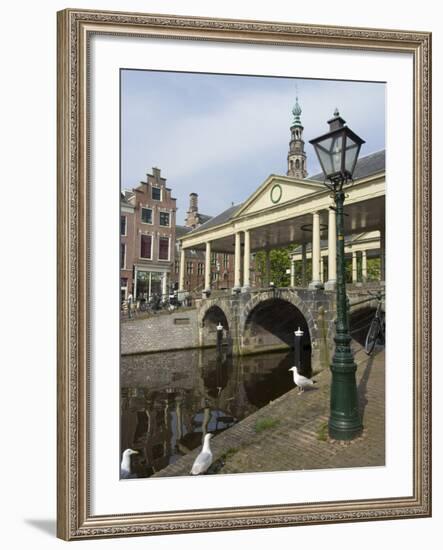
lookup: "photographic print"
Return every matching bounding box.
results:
[119,70,386,480]
[57,9,431,539]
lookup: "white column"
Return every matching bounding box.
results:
[326,204,337,290]
[243,230,251,290]
[290,259,296,287]
[309,211,322,289]
[161,272,168,300]
[352,251,358,283]
[362,250,368,283]
[301,243,307,286]
[234,232,242,290]
[178,248,185,291]
[204,241,211,292]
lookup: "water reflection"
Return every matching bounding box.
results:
[120,348,294,478]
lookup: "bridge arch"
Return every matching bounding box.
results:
[241,289,316,341]
[241,292,313,374]
[202,305,229,331]
[195,289,334,372]
[198,300,233,348]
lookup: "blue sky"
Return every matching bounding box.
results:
[121,70,385,224]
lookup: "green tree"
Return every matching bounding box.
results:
[367,257,381,281]
[344,255,380,283]
[292,254,312,286]
[254,246,293,287]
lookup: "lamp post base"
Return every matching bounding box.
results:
[328,349,363,440]
[329,423,362,441]
[329,411,363,441]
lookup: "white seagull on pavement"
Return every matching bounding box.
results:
[120,448,138,478]
[190,434,213,475]
[289,366,317,394]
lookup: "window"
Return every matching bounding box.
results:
[140,234,152,259]
[211,252,217,266]
[223,254,229,268]
[141,207,152,224]
[152,187,161,201]
[175,260,179,274]
[186,261,193,275]
[159,212,170,226]
[159,237,169,260]
[120,243,126,269]
[198,263,204,275]
[120,215,127,236]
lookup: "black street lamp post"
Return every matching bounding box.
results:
[309,109,365,441]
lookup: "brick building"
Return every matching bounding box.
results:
[120,192,136,301]
[121,180,262,306]
[120,167,176,303]
[171,193,240,294]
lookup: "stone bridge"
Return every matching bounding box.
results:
[196,285,383,373]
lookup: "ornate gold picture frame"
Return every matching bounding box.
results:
[57,8,431,540]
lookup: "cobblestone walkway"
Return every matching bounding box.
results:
[153,346,385,477]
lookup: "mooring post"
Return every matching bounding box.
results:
[216,322,224,356]
[294,326,304,372]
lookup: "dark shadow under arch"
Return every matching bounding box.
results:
[201,305,230,349]
[244,298,312,375]
[202,305,229,331]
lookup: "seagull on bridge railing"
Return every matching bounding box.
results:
[289,366,317,394]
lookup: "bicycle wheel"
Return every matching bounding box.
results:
[365,318,379,355]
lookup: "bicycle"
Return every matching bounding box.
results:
[365,292,385,355]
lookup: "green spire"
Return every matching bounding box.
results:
[292,96,302,126]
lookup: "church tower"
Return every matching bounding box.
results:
[287,97,308,178]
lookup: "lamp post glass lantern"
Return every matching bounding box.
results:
[310,109,365,186]
[309,109,365,441]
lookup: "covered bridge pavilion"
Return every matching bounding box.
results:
[178,150,386,295]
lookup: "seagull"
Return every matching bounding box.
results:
[120,448,138,478]
[190,434,213,475]
[289,366,317,394]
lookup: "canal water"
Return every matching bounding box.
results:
[120,348,296,478]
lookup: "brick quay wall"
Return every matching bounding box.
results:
[121,309,199,355]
